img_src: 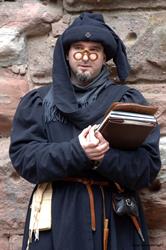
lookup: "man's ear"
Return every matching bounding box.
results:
[66,54,69,60]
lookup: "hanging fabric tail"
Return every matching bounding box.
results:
[26,182,53,250]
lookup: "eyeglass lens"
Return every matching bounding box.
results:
[73,50,98,61]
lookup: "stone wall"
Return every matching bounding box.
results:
[0,0,166,249]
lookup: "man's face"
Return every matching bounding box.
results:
[67,41,106,86]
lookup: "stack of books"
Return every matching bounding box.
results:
[96,102,158,150]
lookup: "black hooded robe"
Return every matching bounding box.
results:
[9,81,161,250]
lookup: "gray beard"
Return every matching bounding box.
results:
[76,71,92,84]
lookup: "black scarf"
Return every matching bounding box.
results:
[43,83,129,129]
[72,66,111,108]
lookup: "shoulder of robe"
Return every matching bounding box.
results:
[18,85,51,109]
[120,85,148,105]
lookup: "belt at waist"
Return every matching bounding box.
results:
[60,177,110,250]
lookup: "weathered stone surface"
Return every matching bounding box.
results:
[140,139,166,231]
[11,64,27,76]
[0,138,33,236]
[0,237,9,250]
[9,235,22,250]
[139,139,166,249]
[0,28,26,67]
[28,35,56,85]
[141,181,166,230]
[0,69,29,137]
[64,0,166,12]
[103,11,166,83]
[0,1,62,37]
[128,83,166,136]
[52,14,71,37]
[150,230,166,250]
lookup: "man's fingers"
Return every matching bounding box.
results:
[79,125,92,149]
[80,125,91,137]
[79,125,110,161]
[85,142,110,156]
[97,142,110,151]
[88,125,99,145]
[95,131,108,143]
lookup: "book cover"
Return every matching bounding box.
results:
[96,102,158,150]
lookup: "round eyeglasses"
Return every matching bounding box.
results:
[73,50,99,61]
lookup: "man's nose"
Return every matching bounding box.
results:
[82,53,89,62]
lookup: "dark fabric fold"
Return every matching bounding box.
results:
[44,84,130,129]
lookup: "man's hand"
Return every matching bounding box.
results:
[79,125,110,161]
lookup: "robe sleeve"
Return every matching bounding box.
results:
[9,89,91,184]
[96,88,161,190]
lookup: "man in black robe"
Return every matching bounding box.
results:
[9,12,161,250]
